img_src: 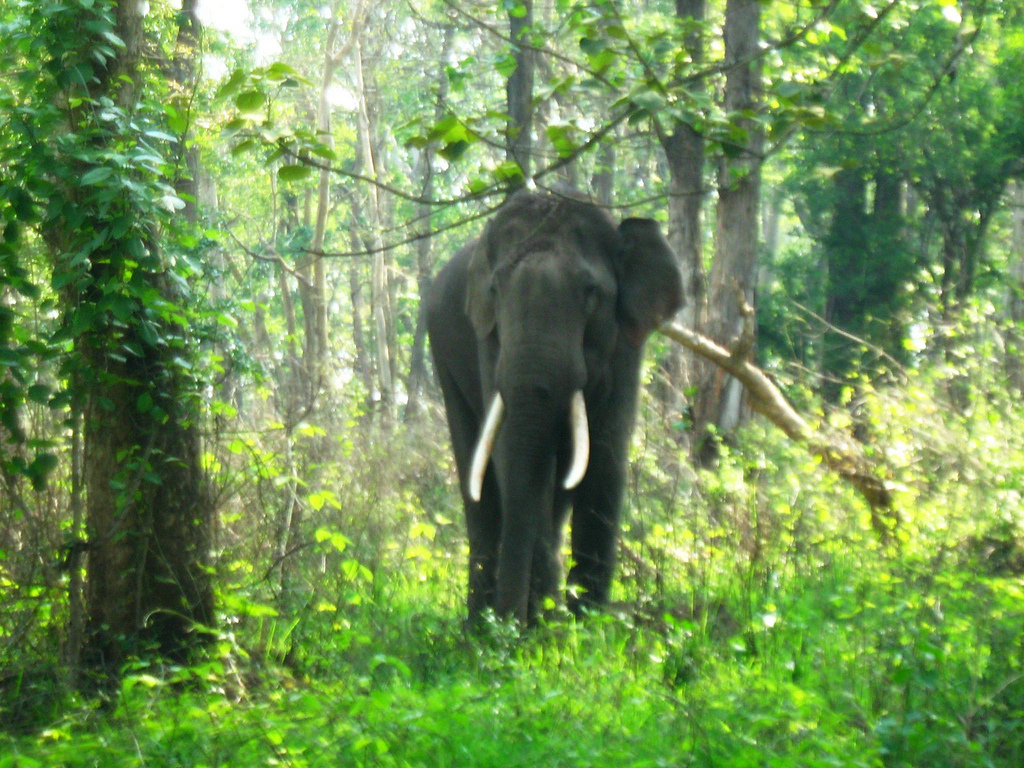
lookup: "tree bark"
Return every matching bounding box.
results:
[822,167,868,401]
[405,26,452,421]
[1005,181,1024,392]
[307,11,345,386]
[77,1,213,670]
[928,183,998,409]
[693,0,762,461]
[355,40,395,423]
[658,0,707,425]
[592,139,615,206]
[65,396,84,680]
[506,0,535,185]
[170,0,200,225]
[662,0,707,338]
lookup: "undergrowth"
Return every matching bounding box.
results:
[2,365,1024,767]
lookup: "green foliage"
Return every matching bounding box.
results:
[4,350,1024,764]
[3,0,1024,764]
[0,0,214,490]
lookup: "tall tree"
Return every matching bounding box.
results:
[693,0,763,459]
[506,0,535,184]
[7,0,217,669]
[812,152,912,401]
[405,25,453,421]
[658,0,707,404]
[355,39,396,423]
[1006,180,1024,393]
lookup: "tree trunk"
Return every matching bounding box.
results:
[693,0,762,461]
[663,0,707,332]
[307,11,345,389]
[761,186,781,263]
[345,155,372,404]
[355,41,395,423]
[506,0,535,185]
[872,169,908,362]
[1006,181,1024,392]
[403,148,435,421]
[405,26,453,421]
[74,1,213,670]
[592,139,615,206]
[170,0,200,225]
[822,167,868,401]
[929,184,998,409]
[65,397,84,680]
[659,0,707,424]
[82,331,213,668]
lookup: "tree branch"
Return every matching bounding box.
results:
[659,321,897,534]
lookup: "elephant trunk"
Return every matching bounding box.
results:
[478,385,590,623]
[468,390,589,503]
[490,401,560,622]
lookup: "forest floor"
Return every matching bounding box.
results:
[3,525,1023,767]
[3,389,1024,767]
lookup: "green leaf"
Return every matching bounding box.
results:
[315,527,351,553]
[27,384,50,405]
[81,167,113,185]
[52,268,83,291]
[427,115,459,141]
[235,90,265,113]
[588,48,617,72]
[493,160,524,182]
[278,165,313,182]
[439,140,471,161]
[265,62,299,82]
[27,452,58,491]
[494,54,518,79]
[216,69,247,101]
[546,124,578,158]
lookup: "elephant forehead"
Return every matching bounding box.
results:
[496,231,574,266]
[504,253,575,294]
[501,254,615,311]
[497,234,608,276]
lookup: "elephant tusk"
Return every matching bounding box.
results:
[562,390,590,490]
[468,393,505,502]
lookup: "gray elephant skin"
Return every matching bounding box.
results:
[426,191,683,625]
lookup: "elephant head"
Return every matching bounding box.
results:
[428,191,682,624]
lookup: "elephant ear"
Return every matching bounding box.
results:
[464,237,496,338]
[617,218,684,346]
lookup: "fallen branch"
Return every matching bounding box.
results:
[659,320,897,535]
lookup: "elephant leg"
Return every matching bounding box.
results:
[568,442,627,612]
[436,367,501,621]
[466,477,501,620]
[527,484,572,622]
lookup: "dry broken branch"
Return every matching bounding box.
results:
[659,321,897,536]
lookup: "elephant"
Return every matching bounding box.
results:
[426,190,683,625]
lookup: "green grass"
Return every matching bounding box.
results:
[3,547,1022,767]
[3,374,1024,767]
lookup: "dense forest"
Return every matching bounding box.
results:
[2,0,1024,764]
